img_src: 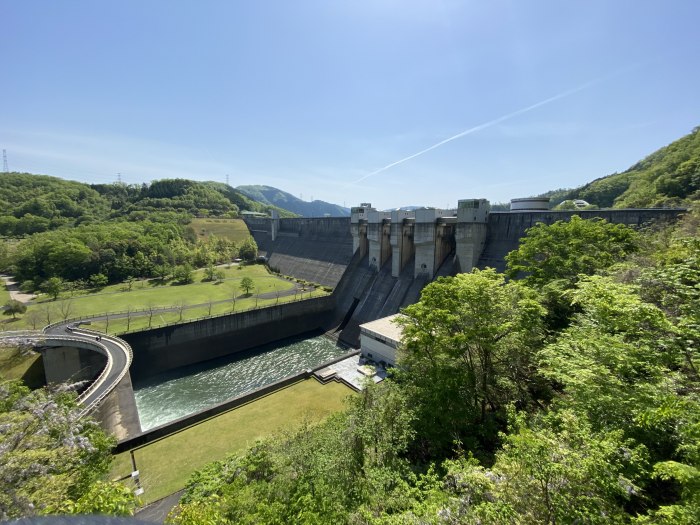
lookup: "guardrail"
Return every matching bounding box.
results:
[0,326,135,418]
[45,291,329,336]
[76,330,133,417]
[45,328,134,417]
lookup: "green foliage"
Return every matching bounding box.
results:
[542,126,700,208]
[239,276,254,295]
[173,263,195,285]
[88,273,108,289]
[440,410,643,524]
[505,215,639,289]
[238,236,258,261]
[398,269,545,459]
[2,299,27,318]
[0,380,132,519]
[0,173,111,236]
[40,276,64,300]
[48,481,138,516]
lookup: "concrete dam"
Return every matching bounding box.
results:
[16,198,684,443]
[246,199,685,347]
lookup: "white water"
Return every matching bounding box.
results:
[133,334,346,431]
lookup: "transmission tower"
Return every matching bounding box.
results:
[117,172,122,184]
[2,150,8,173]
[226,174,229,186]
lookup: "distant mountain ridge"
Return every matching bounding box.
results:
[236,185,350,217]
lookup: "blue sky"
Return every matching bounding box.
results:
[2,1,699,210]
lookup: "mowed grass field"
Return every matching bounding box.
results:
[0,282,9,304]
[189,218,251,243]
[0,346,44,387]
[10,264,327,333]
[110,379,353,503]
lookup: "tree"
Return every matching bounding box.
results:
[174,301,188,322]
[41,303,55,325]
[505,215,639,289]
[240,277,254,296]
[203,262,216,282]
[398,269,545,459]
[434,409,644,525]
[58,299,74,321]
[173,264,194,285]
[41,277,64,300]
[24,309,43,329]
[2,300,27,319]
[238,236,258,261]
[0,380,137,519]
[88,273,108,289]
[153,264,172,283]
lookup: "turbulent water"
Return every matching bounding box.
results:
[133,334,346,431]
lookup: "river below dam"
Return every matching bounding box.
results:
[133,333,347,431]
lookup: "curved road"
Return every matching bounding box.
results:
[0,323,133,417]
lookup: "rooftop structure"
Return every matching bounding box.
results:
[359,313,406,365]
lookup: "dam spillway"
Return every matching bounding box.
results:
[133,333,346,431]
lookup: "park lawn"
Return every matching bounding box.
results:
[0,346,44,387]
[189,218,251,243]
[110,379,353,504]
[0,280,10,305]
[16,265,300,329]
[89,287,327,334]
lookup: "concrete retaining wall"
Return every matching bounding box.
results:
[123,296,335,382]
[114,349,359,452]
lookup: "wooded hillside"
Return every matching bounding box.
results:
[544,126,700,208]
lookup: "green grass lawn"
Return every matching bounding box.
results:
[189,218,251,243]
[11,264,327,332]
[89,287,326,334]
[0,280,10,305]
[110,379,353,503]
[0,346,45,387]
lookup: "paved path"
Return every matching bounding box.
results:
[1,274,36,303]
[134,490,184,524]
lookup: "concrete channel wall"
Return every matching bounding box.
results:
[123,296,336,382]
[114,349,359,452]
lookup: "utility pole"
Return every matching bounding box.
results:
[2,150,8,173]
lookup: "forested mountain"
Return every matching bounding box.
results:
[541,126,700,208]
[0,173,112,235]
[92,179,295,219]
[0,174,296,237]
[237,185,350,217]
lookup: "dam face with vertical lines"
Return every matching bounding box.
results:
[246,200,686,348]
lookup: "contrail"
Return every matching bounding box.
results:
[346,78,601,186]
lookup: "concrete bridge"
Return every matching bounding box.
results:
[0,324,140,439]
